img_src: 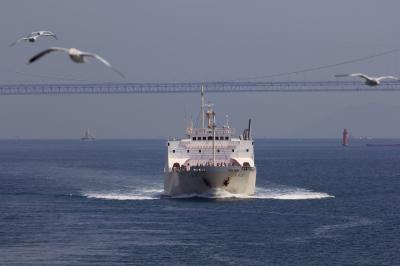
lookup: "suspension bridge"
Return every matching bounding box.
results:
[2,80,400,95]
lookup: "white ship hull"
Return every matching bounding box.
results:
[164,87,256,198]
[164,166,256,196]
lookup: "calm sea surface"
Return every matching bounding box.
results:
[1,139,399,265]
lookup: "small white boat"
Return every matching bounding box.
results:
[81,129,95,141]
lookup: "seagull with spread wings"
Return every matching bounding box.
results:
[334,73,398,86]
[27,47,125,78]
[10,31,57,47]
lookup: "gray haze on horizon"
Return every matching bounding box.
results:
[1,0,400,139]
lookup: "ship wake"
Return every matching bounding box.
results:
[83,185,333,200]
[170,186,333,200]
[83,187,164,200]
[250,187,334,200]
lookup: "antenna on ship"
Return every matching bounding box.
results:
[224,115,230,128]
[201,85,205,128]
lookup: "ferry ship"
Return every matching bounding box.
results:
[164,87,256,196]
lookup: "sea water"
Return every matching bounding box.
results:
[1,139,399,265]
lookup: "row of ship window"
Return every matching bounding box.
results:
[172,148,249,153]
[192,136,230,141]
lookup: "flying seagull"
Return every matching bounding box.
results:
[10,31,57,47]
[334,73,398,86]
[27,47,125,78]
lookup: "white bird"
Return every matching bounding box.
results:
[27,47,125,78]
[334,73,398,86]
[10,31,57,47]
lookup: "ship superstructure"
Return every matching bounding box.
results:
[164,87,256,196]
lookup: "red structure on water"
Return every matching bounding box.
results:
[342,128,349,146]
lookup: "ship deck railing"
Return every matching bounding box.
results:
[172,164,254,172]
[186,127,235,136]
[181,143,238,149]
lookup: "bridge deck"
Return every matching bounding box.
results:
[1,81,400,95]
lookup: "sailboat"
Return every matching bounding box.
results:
[80,129,95,141]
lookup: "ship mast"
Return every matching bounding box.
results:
[213,117,216,166]
[206,103,216,166]
[201,85,205,128]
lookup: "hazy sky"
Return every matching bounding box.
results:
[1,0,400,139]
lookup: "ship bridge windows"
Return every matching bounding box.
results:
[191,136,230,141]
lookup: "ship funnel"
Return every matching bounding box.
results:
[242,119,252,140]
[248,119,252,140]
